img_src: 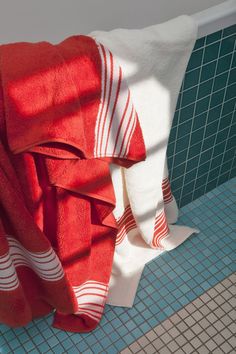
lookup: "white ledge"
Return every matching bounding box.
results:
[192,0,236,38]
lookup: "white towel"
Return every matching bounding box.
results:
[91,15,199,307]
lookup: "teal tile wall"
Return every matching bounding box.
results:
[167,24,236,207]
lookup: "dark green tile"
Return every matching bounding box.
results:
[172,163,186,179]
[225,83,236,101]
[229,122,236,138]
[167,156,173,170]
[167,142,175,156]
[198,79,213,99]
[182,86,198,107]
[195,173,208,189]
[199,148,213,165]
[218,171,230,184]
[188,142,202,158]
[169,126,177,143]
[205,120,219,138]
[206,30,222,44]
[197,161,210,177]
[193,185,205,200]
[223,147,235,163]
[210,88,225,108]
[228,68,236,85]
[216,53,233,74]
[195,96,209,115]
[202,134,216,151]
[176,94,182,111]
[172,110,179,127]
[171,176,184,191]
[232,51,236,67]
[187,49,204,71]
[173,149,188,166]
[213,72,228,91]
[208,166,221,181]
[176,135,190,152]
[180,193,193,207]
[173,188,181,203]
[184,168,198,184]
[229,166,236,179]
[182,180,195,195]
[219,35,236,57]
[208,105,222,123]
[203,42,220,64]
[222,98,235,115]
[177,120,192,139]
[201,61,217,81]
[179,104,195,123]
[190,127,204,145]
[223,24,236,37]
[213,140,226,157]
[221,160,232,174]
[211,154,223,169]
[193,37,205,50]
[186,156,199,171]
[193,111,207,130]
[205,178,217,192]
[215,126,230,144]
[184,68,201,90]
[226,136,236,150]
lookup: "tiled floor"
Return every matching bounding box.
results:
[0,177,235,354]
[120,274,236,354]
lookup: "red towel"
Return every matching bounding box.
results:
[0,35,145,332]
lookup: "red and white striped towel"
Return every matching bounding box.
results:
[0,35,145,331]
[92,15,199,307]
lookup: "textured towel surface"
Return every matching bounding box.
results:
[0,35,145,331]
[91,15,199,307]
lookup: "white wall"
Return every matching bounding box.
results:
[0,0,225,44]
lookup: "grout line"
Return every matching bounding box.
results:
[203,39,236,194]
[216,102,236,185]
[185,48,235,75]
[170,118,233,158]
[191,32,236,53]
[190,32,224,201]
[181,66,233,93]
[178,36,207,204]
[170,91,184,180]
[228,152,236,178]
[173,96,235,123]
[170,135,232,184]
[176,86,235,113]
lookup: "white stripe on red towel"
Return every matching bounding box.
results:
[0,252,20,291]
[116,205,137,245]
[151,210,170,249]
[73,280,108,322]
[162,177,173,204]
[94,43,138,159]
[0,236,65,291]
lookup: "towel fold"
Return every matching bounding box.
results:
[0,35,145,331]
[91,15,199,307]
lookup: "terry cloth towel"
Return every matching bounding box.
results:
[91,15,200,307]
[0,35,145,331]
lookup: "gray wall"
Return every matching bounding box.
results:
[0,0,224,44]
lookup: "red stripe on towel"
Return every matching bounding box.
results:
[162,177,173,203]
[116,205,137,245]
[152,210,169,249]
[94,42,139,160]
